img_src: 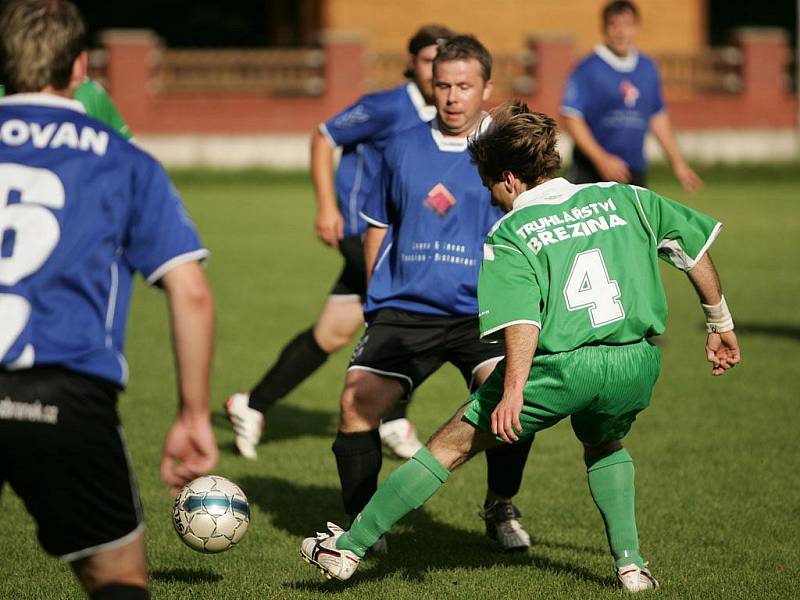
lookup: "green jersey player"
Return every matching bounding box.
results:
[1,78,131,139]
[299,101,740,592]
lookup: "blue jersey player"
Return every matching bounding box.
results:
[561,0,703,192]
[314,35,536,555]
[0,2,217,598]
[226,25,454,461]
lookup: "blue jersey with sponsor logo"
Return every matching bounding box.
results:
[0,94,207,386]
[561,46,664,172]
[361,120,503,317]
[321,82,435,237]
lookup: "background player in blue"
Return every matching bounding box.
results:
[332,35,535,553]
[561,0,703,192]
[0,2,218,598]
[226,25,454,461]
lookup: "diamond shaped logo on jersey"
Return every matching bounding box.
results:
[620,79,640,108]
[425,183,456,217]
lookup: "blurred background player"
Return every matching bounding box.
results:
[226,24,455,461]
[1,78,132,139]
[300,101,740,591]
[332,35,534,552]
[561,0,703,192]
[0,1,218,598]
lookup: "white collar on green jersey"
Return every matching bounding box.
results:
[0,92,85,113]
[406,81,437,122]
[594,44,639,72]
[512,177,579,209]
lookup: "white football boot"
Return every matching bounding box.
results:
[300,522,361,581]
[379,418,424,459]
[480,501,532,552]
[224,393,264,460]
[617,563,659,592]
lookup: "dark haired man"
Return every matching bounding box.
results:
[302,36,536,567]
[226,24,454,461]
[300,101,739,591]
[562,0,703,192]
[0,1,217,598]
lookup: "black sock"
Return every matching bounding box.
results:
[485,435,535,500]
[248,327,328,412]
[332,429,382,519]
[91,584,149,600]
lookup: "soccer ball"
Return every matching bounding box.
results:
[172,475,250,553]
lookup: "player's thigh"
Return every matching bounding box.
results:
[339,367,406,431]
[0,368,143,561]
[463,351,602,442]
[444,315,505,391]
[570,340,661,446]
[314,297,364,351]
[71,529,147,592]
[347,309,446,397]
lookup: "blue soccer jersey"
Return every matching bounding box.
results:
[321,82,436,237]
[361,120,503,317]
[561,45,665,172]
[0,94,207,386]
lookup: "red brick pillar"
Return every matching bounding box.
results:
[101,30,159,132]
[320,30,365,112]
[737,28,789,101]
[527,35,576,120]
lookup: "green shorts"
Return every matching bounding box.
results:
[463,339,661,446]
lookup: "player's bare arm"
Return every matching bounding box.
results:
[650,112,703,193]
[364,225,388,282]
[492,323,539,443]
[310,128,344,247]
[160,261,218,494]
[562,113,631,183]
[685,253,740,376]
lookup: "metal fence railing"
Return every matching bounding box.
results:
[654,47,743,96]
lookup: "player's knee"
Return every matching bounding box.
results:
[339,376,372,425]
[315,328,351,353]
[583,439,624,467]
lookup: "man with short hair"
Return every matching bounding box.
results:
[300,100,739,592]
[226,24,454,461]
[0,1,218,598]
[313,35,535,557]
[562,0,703,192]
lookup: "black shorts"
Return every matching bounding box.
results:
[570,147,647,187]
[348,308,505,395]
[0,367,143,560]
[329,235,367,302]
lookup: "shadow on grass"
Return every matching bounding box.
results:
[212,402,336,452]
[733,322,800,342]
[151,568,222,584]
[239,475,611,592]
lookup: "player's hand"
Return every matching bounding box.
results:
[315,208,344,248]
[705,331,740,376]
[673,161,704,193]
[161,409,219,496]
[595,153,631,183]
[491,393,524,443]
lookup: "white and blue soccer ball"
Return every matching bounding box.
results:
[173,475,250,553]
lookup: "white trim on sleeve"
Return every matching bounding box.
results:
[480,319,542,340]
[560,106,585,119]
[145,249,209,285]
[359,210,389,228]
[318,122,337,147]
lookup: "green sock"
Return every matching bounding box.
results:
[336,446,449,557]
[586,447,644,569]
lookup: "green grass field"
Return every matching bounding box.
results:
[2,165,799,599]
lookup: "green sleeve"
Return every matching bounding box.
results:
[477,223,542,341]
[73,80,132,140]
[635,187,721,271]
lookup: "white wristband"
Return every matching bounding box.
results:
[702,295,734,333]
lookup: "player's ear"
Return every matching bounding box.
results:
[502,170,515,190]
[482,79,494,102]
[70,51,88,91]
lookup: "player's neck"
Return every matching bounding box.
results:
[39,86,74,99]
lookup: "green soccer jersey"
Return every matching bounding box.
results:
[478,177,720,353]
[0,79,131,139]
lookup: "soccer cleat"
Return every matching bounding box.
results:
[479,500,531,552]
[300,522,361,581]
[379,417,424,459]
[617,562,659,592]
[225,393,264,460]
